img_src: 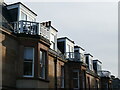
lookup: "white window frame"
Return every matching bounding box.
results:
[23,47,34,77]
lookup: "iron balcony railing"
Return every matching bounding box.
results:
[98,70,111,78]
[12,20,50,39]
[65,52,85,62]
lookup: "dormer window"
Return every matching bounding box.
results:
[74,46,85,62]
[57,37,75,60]
[20,11,35,22]
[40,21,58,51]
[93,60,102,74]
[6,2,37,22]
[6,2,38,35]
[84,54,93,71]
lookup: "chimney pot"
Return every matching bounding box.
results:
[48,21,51,26]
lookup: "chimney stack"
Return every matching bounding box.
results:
[46,21,51,27]
[41,21,51,27]
[48,21,51,26]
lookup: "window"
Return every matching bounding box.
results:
[67,44,73,58]
[51,41,55,50]
[73,70,80,90]
[23,47,34,77]
[21,11,27,20]
[40,50,46,79]
[50,33,56,50]
[89,60,93,70]
[51,33,55,42]
[90,64,92,70]
[97,64,102,71]
[61,66,64,88]
[71,46,74,52]
[86,56,89,68]
[67,44,70,52]
[28,16,34,22]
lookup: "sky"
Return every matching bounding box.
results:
[4,0,118,77]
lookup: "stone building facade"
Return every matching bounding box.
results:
[0,1,114,90]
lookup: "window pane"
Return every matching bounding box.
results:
[40,66,45,79]
[73,70,79,89]
[40,50,46,79]
[73,72,78,78]
[21,11,27,20]
[23,47,34,76]
[24,62,32,76]
[51,41,55,50]
[40,51,42,63]
[51,33,55,42]
[67,44,70,52]
[28,16,33,22]
[24,47,33,60]
[71,47,74,52]
[73,79,79,88]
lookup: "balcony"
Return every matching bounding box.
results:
[98,70,111,78]
[12,20,50,39]
[65,52,85,62]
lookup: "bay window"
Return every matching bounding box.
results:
[23,47,34,77]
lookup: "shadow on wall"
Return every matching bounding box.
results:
[1,32,18,89]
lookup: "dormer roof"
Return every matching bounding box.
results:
[57,37,75,44]
[6,2,37,16]
[74,45,85,51]
[84,53,93,57]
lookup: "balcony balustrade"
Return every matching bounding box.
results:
[40,24,50,39]
[65,52,85,62]
[12,20,50,39]
[98,70,111,78]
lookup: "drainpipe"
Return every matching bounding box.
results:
[54,56,57,90]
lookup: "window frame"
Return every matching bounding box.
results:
[23,47,34,77]
[73,70,80,90]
